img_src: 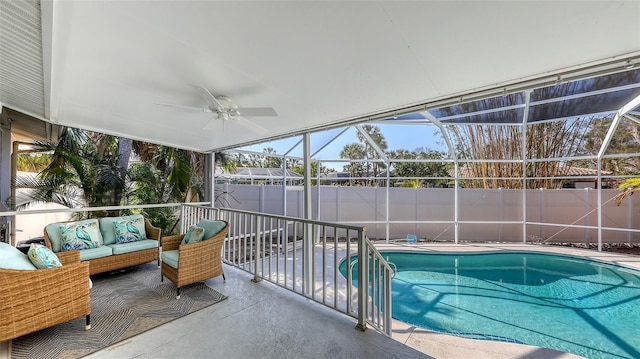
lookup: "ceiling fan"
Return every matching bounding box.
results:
[157,85,277,133]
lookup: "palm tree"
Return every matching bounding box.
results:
[262,147,282,168]
[615,178,640,206]
[339,143,365,185]
[14,127,122,213]
[355,125,388,186]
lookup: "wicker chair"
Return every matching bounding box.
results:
[161,220,229,299]
[0,251,91,341]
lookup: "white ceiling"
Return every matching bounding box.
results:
[1,1,640,153]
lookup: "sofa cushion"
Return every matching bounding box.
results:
[0,242,36,270]
[197,219,226,239]
[100,214,146,245]
[46,218,103,252]
[108,239,158,255]
[27,243,62,269]
[161,250,179,269]
[60,220,102,251]
[79,246,113,261]
[182,225,205,245]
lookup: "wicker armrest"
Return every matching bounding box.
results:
[0,261,91,341]
[145,219,162,241]
[55,250,81,265]
[162,234,185,251]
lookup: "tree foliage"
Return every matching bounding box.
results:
[16,153,52,172]
[339,125,389,186]
[389,147,450,187]
[451,118,596,189]
[13,127,230,235]
[576,117,640,175]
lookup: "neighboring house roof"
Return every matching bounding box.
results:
[563,167,613,176]
[447,166,613,178]
[214,167,303,180]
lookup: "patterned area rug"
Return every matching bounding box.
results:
[10,263,227,359]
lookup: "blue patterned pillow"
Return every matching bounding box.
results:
[181,225,205,244]
[113,217,145,243]
[28,243,62,269]
[60,221,102,251]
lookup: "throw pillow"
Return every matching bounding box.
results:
[27,243,62,269]
[197,219,227,239]
[182,225,205,244]
[46,218,103,252]
[60,221,102,251]
[114,218,145,243]
[99,214,147,245]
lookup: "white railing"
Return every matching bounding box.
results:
[179,204,394,336]
[0,202,394,336]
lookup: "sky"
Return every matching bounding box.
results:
[239,123,448,171]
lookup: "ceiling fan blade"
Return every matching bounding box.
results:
[235,116,269,134]
[156,103,210,112]
[193,85,224,110]
[236,107,278,117]
[203,116,217,130]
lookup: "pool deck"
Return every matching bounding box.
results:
[4,242,637,358]
[377,242,640,271]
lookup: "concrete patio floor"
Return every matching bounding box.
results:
[6,243,633,358]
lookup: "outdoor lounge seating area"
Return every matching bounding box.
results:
[43,214,161,275]
[0,216,230,351]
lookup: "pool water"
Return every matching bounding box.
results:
[341,252,640,359]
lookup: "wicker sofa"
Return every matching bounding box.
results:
[0,242,91,341]
[43,214,161,275]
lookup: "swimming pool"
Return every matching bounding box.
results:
[340,251,640,359]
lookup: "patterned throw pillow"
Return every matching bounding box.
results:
[181,225,205,245]
[28,243,62,269]
[113,218,145,244]
[60,221,102,251]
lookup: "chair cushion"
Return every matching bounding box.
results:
[100,214,146,245]
[0,242,36,270]
[79,246,113,261]
[46,218,102,252]
[108,239,159,255]
[60,220,102,251]
[113,217,146,243]
[182,225,205,244]
[27,243,62,269]
[197,219,226,239]
[161,250,179,269]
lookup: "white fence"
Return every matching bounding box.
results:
[216,184,640,245]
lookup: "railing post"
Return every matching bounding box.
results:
[303,222,314,296]
[356,228,368,332]
[252,214,262,283]
[179,205,186,234]
[383,259,392,336]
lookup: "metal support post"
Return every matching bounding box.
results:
[252,215,262,283]
[355,229,368,332]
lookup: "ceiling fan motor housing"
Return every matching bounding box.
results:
[212,96,240,118]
